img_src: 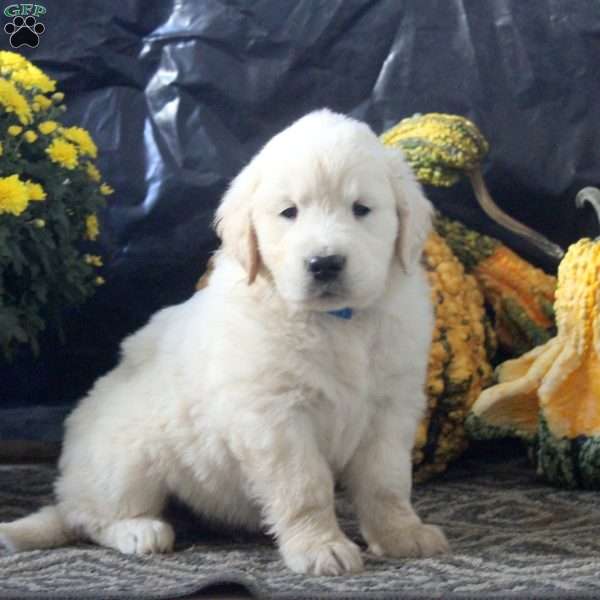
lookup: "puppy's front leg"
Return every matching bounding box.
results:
[234,409,363,575]
[344,399,449,558]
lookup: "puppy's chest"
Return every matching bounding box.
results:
[293,319,382,469]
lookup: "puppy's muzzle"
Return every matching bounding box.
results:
[306,254,346,283]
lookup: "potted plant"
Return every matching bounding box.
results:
[0,50,113,359]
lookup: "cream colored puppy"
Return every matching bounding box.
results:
[0,110,448,575]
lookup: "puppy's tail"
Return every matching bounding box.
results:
[0,505,74,552]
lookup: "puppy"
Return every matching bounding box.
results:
[0,110,448,575]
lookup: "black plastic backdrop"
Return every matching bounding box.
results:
[1,0,599,440]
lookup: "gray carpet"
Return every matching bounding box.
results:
[1,456,600,599]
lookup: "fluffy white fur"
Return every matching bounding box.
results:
[0,110,448,575]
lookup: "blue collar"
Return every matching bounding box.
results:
[327,307,353,320]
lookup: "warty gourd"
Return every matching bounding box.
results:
[381,112,564,262]
[467,188,600,489]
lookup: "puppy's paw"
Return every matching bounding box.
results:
[104,518,175,555]
[282,535,363,576]
[368,522,448,558]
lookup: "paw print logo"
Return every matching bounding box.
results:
[4,15,45,48]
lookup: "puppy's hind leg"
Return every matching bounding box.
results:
[57,443,175,555]
[91,517,175,555]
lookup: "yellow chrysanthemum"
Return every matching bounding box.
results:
[10,63,56,94]
[38,120,58,135]
[0,174,29,216]
[24,130,37,143]
[46,138,78,170]
[52,92,64,103]
[62,126,97,158]
[33,94,52,110]
[0,79,32,124]
[0,51,28,72]
[86,162,101,182]
[25,181,46,201]
[85,214,99,240]
[7,125,22,136]
[85,254,103,267]
[99,183,114,196]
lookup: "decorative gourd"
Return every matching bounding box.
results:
[381,114,559,355]
[195,233,495,483]
[381,112,489,187]
[381,112,564,262]
[415,232,495,482]
[467,188,600,489]
[434,216,556,356]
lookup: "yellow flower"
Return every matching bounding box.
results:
[85,254,103,267]
[0,79,32,124]
[25,181,46,201]
[86,162,101,182]
[95,276,105,286]
[62,126,97,158]
[8,125,22,136]
[52,92,64,102]
[0,174,29,216]
[99,183,114,196]
[0,51,28,72]
[46,138,78,169]
[32,218,45,228]
[10,63,56,94]
[33,94,52,110]
[85,214,99,240]
[24,130,38,143]
[38,120,58,135]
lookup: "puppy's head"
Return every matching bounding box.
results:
[215,109,431,312]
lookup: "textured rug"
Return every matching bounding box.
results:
[1,456,600,600]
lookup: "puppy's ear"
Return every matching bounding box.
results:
[214,162,261,284]
[385,148,433,273]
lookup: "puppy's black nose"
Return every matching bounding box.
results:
[307,255,346,282]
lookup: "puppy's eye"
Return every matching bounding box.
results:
[280,206,298,220]
[352,202,371,218]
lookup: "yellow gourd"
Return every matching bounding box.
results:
[415,233,495,481]
[468,188,600,488]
